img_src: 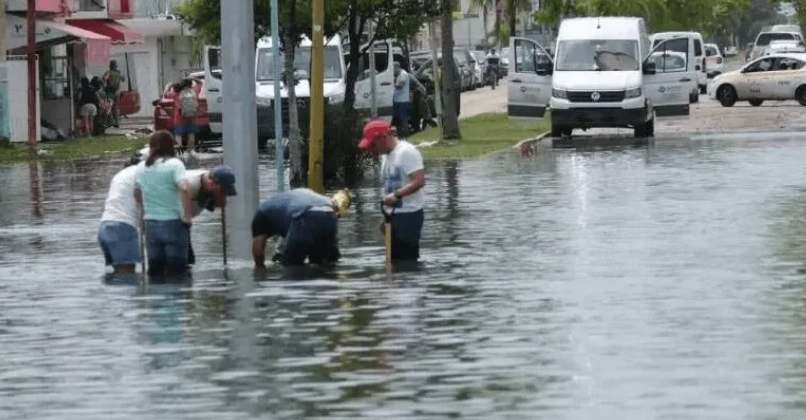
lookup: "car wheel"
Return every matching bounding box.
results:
[748,99,763,107]
[797,86,806,106]
[551,123,564,138]
[717,85,737,107]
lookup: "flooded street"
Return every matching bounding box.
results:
[4,132,806,419]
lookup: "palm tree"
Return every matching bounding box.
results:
[471,0,533,47]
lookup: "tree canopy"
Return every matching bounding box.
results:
[535,0,780,42]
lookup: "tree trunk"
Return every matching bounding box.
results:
[482,2,489,46]
[509,0,517,38]
[342,7,364,113]
[284,1,304,187]
[494,0,503,47]
[283,36,304,187]
[441,0,461,140]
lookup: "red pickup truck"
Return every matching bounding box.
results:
[152,72,210,136]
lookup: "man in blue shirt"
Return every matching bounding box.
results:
[251,188,343,267]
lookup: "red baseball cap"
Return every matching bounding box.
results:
[358,119,392,150]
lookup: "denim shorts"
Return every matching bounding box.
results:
[144,219,190,275]
[98,220,141,266]
[174,123,197,136]
[390,210,424,261]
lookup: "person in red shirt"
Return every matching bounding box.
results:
[172,78,199,153]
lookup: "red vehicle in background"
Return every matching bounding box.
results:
[152,71,210,137]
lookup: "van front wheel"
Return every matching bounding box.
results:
[634,117,654,138]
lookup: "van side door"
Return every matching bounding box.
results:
[644,38,694,117]
[204,45,223,134]
[354,40,394,119]
[507,37,552,119]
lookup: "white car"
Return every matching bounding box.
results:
[763,40,806,55]
[704,43,725,78]
[709,52,806,107]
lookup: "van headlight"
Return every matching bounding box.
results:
[552,88,567,99]
[256,96,272,107]
[624,87,642,98]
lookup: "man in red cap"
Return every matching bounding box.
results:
[358,119,426,262]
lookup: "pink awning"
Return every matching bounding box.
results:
[67,19,144,45]
[44,20,112,64]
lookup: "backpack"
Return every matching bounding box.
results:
[105,70,121,92]
[178,89,199,117]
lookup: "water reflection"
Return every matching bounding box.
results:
[6,134,806,417]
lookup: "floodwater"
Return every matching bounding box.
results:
[3,132,806,419]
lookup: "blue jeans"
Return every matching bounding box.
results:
[392,101,410,135]
[282,209,340,266]
[390,210,424,261]
[98,221,140,267]
[144,219,190,276]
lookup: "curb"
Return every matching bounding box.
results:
[512,131,551,149]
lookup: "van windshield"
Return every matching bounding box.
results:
[756,32,796,47]
[256,45,342,81]
[556,39,640,71]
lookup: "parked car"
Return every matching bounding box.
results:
[152,71,210,138]
[705,43,726,78]
[725,45,739,57]
[709,52,806,107]
[763,39,806,55]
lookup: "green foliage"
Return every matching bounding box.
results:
[532,0,764,41]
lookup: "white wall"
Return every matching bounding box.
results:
[5,57,41,142]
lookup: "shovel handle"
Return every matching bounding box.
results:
[380,200,395,221]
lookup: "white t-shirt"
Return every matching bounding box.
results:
[380,140,424,213]
[100,164,142,228]
[184,169,210,217]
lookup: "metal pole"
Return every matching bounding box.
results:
[368,20,377,118]
[467,18,472,49]
[270,0,284,191]
[307,0,324,193]
[221,0,259,261]
[27,0,37,149]
[0,0,6,64]
[429,21,442,125]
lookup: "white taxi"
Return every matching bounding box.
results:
[709,52,806,107]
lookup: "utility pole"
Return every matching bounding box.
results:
[221,0,259,261]
[270,0,284,191]
[368,19,377,118]
[307,0,324,192]
[429,21,442,126]
[27,0,37,149]
[0,0,6,63]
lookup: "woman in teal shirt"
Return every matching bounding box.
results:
[134,130,195,277]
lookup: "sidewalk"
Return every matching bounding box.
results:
[459,79,507,119]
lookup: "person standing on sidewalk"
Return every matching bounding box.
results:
[358,119,426,262]
[102,60,124,128]
[392,61,411,137]
[173,79,200,153]
[134,131,195,277]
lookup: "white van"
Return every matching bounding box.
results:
[651,31,706,97]
[205,36,400,144]
[203,46,222,135]
[508,17,696,138]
